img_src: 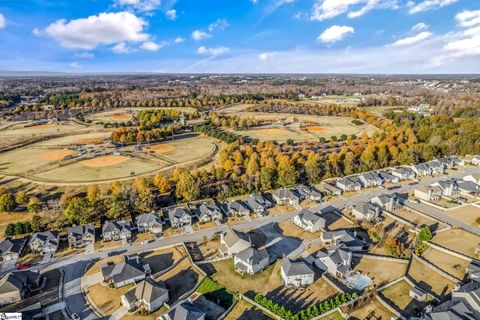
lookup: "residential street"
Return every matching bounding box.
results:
[4,165,479,320]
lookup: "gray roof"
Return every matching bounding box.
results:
[457,180,480,193]
[235,247,269,265]
[31,231,59,247]
[102,220,132,234]
[226,200,250,214]
[322,230,363,249]
[167,301,206,320]
[67,225,95,239]
[222,228,249,248]
[316,244,352,275]
[196,203,222,219]
[297,209,326,228]
[246,194,272,211]
[353,202,379,215]
[124,278,168,304]
[282,258,314,277]
[273,188,301,200]
[0,271,40,295]
[427,282,480,320]
[0,238,26,256]
[293,185,322,199]
[101,256,149,285]
[168,208,192,221]
[136,212,161,225]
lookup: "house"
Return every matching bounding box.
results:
[195,203,223,223]
[293,209,326,233]
[457,180,480,195]
[219,228,251,256]
[370,194,403,212]
[421,282,480,320]
[0,271,42,306]
[320,230,364,251]
[414,186,443,201]
[321,183,343,196]
[411,163,432,177]
[281,258,315,287]
[292,185,323,202]
[29,231,59,255]
[315,244,352,279]
[409,287,428,301]
[463,174,480,185]
[0,238,27,262]
[433,180,459,196]
[136,212,163,234]
[377,171,400,184]
[438,156,465,168]
[351,202,381,221]
[234,247,270,275]
[391,167,416,180]
[358,172,383,188]
[67,225,95,248]
[472,156,480,166]
[102,220,133,242]
[426,160,445,175]
[168,208,192,228]
[101,255,151,288]
[335,177,361,192]
[121,278,169,312]
[245,194,273,216]
[224,200,250,217]
[272,188,302,206]
[466,261,480,283]
[160,301,206,320]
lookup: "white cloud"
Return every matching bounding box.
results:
[0,13,5,29]
[141,41,163,51]
[412,22,429,31]
[258,52,272,60]
[42,12,148,50]
[112,42,131,54]
[197,46,229,56]
[75,52,95,59]
[250,0,258,3]
[318,25,354,43]
[208,19,229,32]
[69,62,82,69]
[174,37,185,43]
[392,31,432,46]
[408,0,457,14]
[166,9,177,20]
[311,0,397,21]
[455,10,480,27]
[192,30,211,41]
[115,0,161,12]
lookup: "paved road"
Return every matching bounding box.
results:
[5,165,479,319]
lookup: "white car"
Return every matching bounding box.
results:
[141,240,150,245]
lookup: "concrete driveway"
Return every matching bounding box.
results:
[110,306,128,320]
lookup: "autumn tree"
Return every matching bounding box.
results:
[175,171,200,201]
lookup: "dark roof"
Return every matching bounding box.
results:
[0,271,40,295]
[124,278,168,304]
[102,220,132,234]
[101,256,149,284]
[136,212,161,225]
[297,209,326,227]
[31,231,58,246]
[0,238,26,256]
[67,225,95,239]
[226,200,250,213]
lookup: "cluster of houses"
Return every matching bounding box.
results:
[351,193,403,221]
[414,174,480,202]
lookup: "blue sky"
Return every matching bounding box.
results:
[0,0,479,73]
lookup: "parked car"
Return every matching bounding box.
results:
[15,263,31,270]
[107,249,127,257]
[409,199,420,204]
[141,240,150,245]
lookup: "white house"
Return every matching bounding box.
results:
[219,229,251,256]
[234,247,269,275]
[245,194,273,216]
[136,212,163,234]
[472,156,480,166]
[391,167,416,180]
[351,202,381,221]
[315,244,352,279]
[336,177,361,192]
[370,194,403,212]
[102,220,132,242]
[281,258,315,287]
[29,231,59,255]
[377,171,400,184]
[411,163,432,177]
[100,255,151,288]
[195,203,223,223]
[427,160,445,175]
[0,238,27,262]
[224,200,250,217]
[293,209,326,233]
[414,186,443,201]
[67,225,95,248]
[121,278,169,312]
[432,180,459,196]
[292,185,323,202]
[272,188,302,206]
[463,174,480,185]
[358,172,383,188]
[168,208,192,228]
[320,230,364,251]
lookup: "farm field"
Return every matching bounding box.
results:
[407,258,457,298]
[432,228,480,259]
[353,257,407,287]
[421,247,470,280]
[442,205,480,228]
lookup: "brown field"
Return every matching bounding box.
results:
[0,212,34,236]
[395,209,442,228]
[38,149,77,161]
[408,258,457,297]
[88,282,130,316]
[111,113,131,120]
[32,123,58,129]
[145,144,176,154]
[432,228,480,259]
[225,299,273,320]
[380,280,427,315]
[81,155,130,167]
[278,221,321,240]
[211,259,282,295]
[421,247,470,280]
[75,137,104,145]
[442,205,480,228]
[346,298,394,320]
[304,125,326,132]
[258,128,290,134]
[353,258,407,287]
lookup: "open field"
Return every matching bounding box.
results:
[407,258,457,298]
[277,220,321,240]
[0,133,216,184]
[442,204,480,228]
[0,121,86,138]
[353,257,407,287]
[421,247,470,280]
[395,208,445,228]
[346,297,394,320]
[89,107,198,123]
[224,299,273,320]
[380,280,427,316]
[432,228,480,259]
